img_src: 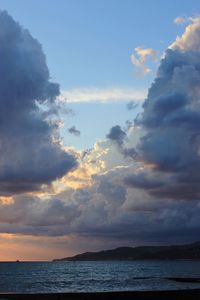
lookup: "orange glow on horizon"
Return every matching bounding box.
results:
[0,196,14,205]
[0,234,75,261]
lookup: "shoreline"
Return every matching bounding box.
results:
[0,289,200,300]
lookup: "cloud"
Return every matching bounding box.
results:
[174,16,188,25]
[106,125,139,160]
[2,13,200,255]
[170,17,200,51]
[131,47,158,76]
[59,87,147,103]
[126,101,138,110]
[0,11,77,195]
[68,126,81,137]
[59,139,129,190]
[90,16,200,244]
[106,125,126,146]
[0,169,200,248]
[0,195,79,236]
[173,16,196,26]
[124,16,200,201]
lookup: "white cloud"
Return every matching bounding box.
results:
[174,16,188,25]
[173,16,195,25]
[58,87,147,103]
[131,47,158,76]
[170,17,200,51]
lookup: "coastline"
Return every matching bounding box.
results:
[0,289,200,300]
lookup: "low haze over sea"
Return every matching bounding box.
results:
[0,261,200,293]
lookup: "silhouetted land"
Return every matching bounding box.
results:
[53,241,200,261]
[0,290,200,300]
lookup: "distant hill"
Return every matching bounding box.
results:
[53,241,200,261]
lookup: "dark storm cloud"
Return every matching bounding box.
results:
[122,39,200,201]
[98,19,200,245]
[106,125,138,159]
[0,11,77,195]
[106,125,126,145]
[0,172,199,243]
[124,170,166,190]
[68,126,81,137]
[0,195,80,236]
[2,13,200,247]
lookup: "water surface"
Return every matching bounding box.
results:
[0,260,200,293]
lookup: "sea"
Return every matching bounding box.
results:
[0,260,200,293]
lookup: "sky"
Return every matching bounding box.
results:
[0,0,198,149]
[0,0,200,260]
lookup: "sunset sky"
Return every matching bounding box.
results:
[0,0,200,261]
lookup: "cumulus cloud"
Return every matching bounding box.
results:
[131,47,158,76]
[1,13,200,253]
[60,138,131,190]
[170,17,200,51]
[106,125,139,160]
[123,16,200,202]
[0,195,79,236]
[106,125,126,146]
[0,11,77,195]
[0,169,200,247]
[68,126,81,137]
[59,87,147,103]
[91,16,200,243]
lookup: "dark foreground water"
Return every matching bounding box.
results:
[0,261,200,293]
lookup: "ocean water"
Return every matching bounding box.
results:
[0,260,200,293]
